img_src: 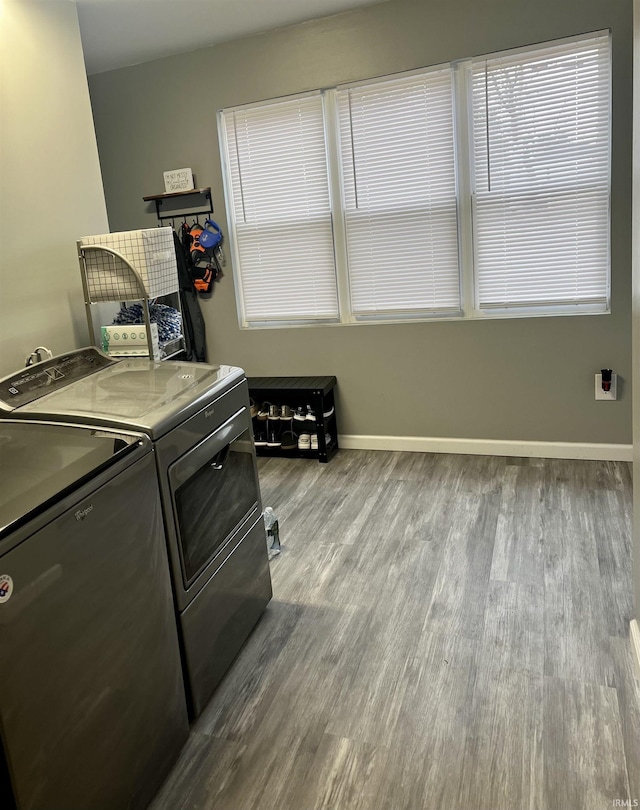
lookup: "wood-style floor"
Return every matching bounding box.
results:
[150,450,640,810]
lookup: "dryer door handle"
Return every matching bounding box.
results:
[210,446,230,471]
[168,408,247,490]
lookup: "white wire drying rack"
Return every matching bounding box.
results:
[77,241,185,361]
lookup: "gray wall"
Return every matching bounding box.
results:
[88,0,632,443]
[0,0,109,375]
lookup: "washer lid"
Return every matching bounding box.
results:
[0,420,144,540]
[7,355,243,437]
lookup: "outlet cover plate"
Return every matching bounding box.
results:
[595,373,617,400]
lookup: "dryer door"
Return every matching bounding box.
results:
[169,408,261,588]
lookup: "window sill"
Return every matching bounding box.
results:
[239,306,611,330]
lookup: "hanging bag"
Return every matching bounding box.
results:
[199,219,222,250]
[189,220,224,295]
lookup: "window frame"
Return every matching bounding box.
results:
[218,31,612,330]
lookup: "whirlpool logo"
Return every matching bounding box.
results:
[75,504,93,522]
[204,408,215,419]
[0,574,13,603]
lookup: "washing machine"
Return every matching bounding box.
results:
[0,348,273,718]
[0,419,189,810]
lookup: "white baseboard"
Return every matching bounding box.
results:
[631,620,640,682]
[337,434,632,462]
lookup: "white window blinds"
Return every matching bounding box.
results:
[336,68,460,316]
[220,94,339,323]
[471,33,611,310]
[219,32,611,328]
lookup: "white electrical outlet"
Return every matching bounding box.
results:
[595,373,617,400]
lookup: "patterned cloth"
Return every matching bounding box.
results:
[112,302,182,343]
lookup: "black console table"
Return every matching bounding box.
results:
[247,376,338,463]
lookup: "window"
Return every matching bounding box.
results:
[218,32,611,328]
[336,68,460,317]
[470,34,611,312]
[219,93,339,324]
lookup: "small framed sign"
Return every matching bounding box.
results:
[163,168,194,193]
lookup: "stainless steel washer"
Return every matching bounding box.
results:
[0,349,273,717]
[0,419,189,810]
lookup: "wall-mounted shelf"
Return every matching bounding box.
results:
[143,187,213,223]
[142,187,212,202]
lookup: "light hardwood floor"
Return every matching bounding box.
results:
[150,450,640,810]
